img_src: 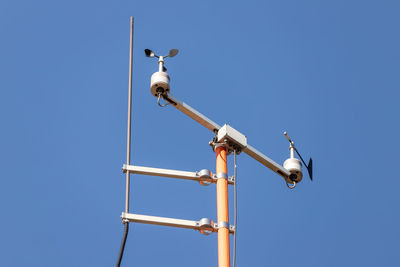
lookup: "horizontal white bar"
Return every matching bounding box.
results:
[123,165,235,185]
[121,212,235,234]
[164,94,221,133]
[123,165,199,181]
[122,212,200,230]
[243,144,290,178]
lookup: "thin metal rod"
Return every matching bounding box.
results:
[158,56,164,72]
[125,16,134,214]
[290,144,295,159]
[117,17,134,267]
[233,151,237,267]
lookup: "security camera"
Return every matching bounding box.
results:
[144,49,179,97]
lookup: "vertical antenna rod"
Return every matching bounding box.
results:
[125,16,134,214]
[116,16,134,267]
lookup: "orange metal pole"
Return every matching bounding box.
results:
[216,145,230,267]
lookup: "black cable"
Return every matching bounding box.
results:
[116,222,129,267]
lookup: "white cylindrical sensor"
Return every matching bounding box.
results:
[283,158,303,183]
[150,71,170,96]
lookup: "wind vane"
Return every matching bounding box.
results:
[116,17,313,267]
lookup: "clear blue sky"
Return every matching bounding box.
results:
[1,0,399,266]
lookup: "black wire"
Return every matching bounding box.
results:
[116,222,129,267]
[294,147,308,167]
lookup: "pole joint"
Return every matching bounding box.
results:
[216,172,228,180]
[216,221,230,229]
[209,137,232,154]
[209,134,243,156]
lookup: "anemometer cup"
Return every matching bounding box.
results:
[151,71,170,97]
[283,158,303,184]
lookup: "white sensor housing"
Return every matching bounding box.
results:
[151,71,170,96]
[283,158,303,183]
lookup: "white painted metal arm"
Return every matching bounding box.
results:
[243,145,290,179]
[121,212,235,234]
[122,213,200,230]
[123,164,199,181]
[162,93,291,181]
[163,94,221,133]
[123,164,235,185]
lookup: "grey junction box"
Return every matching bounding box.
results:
[217,124,247,152]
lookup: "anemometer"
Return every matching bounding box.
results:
[116,17,313,267]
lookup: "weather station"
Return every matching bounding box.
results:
[116,17,313,267]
